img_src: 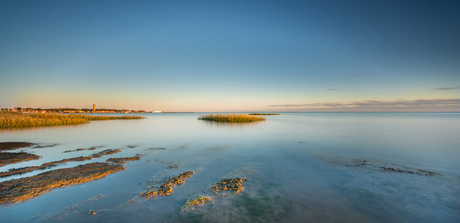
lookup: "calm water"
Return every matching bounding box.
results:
[1,113,459,222]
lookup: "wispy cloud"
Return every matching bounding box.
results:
[269,98,460,112]
[433,86,460,90]
[326,88,342,91]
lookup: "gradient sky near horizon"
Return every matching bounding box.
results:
[1,0,459,112]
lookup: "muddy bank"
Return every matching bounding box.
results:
[0,152,40,167]
[63,146,104,153]
[0,142,35,151]
[106,156,141,164]
[0,149,121,178]
[0,162,125,205]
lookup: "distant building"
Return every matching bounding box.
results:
[93,104,96,112]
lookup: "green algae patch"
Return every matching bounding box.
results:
[0,142,35,151]
[182,196,212,210]
[106,156,141,164]
[0,162,125,205]
[0,149,122,178]
[198,113,265,123]
[0,152,40,167]
[140,171,196,198]
[177,163,287,223]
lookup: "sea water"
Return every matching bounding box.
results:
[0,113,459,222]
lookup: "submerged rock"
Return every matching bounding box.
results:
[0,162,125,205]
[338,158,443,177]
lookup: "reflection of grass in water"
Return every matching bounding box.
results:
[200,119,264,130]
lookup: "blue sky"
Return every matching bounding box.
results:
[1,0,459,112]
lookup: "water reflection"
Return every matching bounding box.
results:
[198,120,266,129]
[0,123,87,133]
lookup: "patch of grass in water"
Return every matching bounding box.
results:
[198,113,265,123]
[0,111,145,128]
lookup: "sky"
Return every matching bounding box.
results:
[0,0,459,112]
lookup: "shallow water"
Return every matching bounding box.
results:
[1,113,459,222]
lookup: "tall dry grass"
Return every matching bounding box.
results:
[198,113,265,122]
[0,112,145,128]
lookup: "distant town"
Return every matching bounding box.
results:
[0,104,170,114]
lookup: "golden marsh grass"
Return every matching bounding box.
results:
[198,113,266,122]
[0,112,145,128]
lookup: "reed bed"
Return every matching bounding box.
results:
[248,113,280,115]
[198,113,266,122]
[0,112,145,128]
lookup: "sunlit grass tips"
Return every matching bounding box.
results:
[248,113,280,115]
[198,113,266,122]
[0,112,145,128]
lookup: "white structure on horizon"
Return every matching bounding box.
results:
[153,111,163,113]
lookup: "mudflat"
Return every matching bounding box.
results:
[0,152,40,167]
[0,142,35,151]
[0,162,125,205]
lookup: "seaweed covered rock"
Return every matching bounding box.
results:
[209,177,247,195]
[183,196,212,210]
[140,171,195,199]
